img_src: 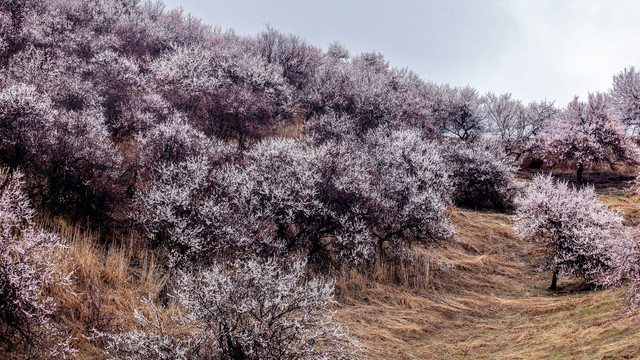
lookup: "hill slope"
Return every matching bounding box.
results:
[337,182,640,360]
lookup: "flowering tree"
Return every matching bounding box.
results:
[151,41,294,146]
[0,83,53,167]
[514,174,627,290]
[0,169,73,357]
[483,93,556,160]
[225,138,375,268]
[86,49,144,138]
[307,52,436,137]
[133,156,247,267]
[115,2,213,57]
[0,0,43,61]
[254,25,323,93]
[442,139,518,210]
[365,127,453,252]
[102,259,359,360]
[306,51,387,133]
[601,232,640,313]
[610,66,640,132]
[483,93,525,154]
[537,93,639,183]
[384,68,438,135]
[1,61,125,221]
[136,114,234,167]
[2,46,102,114]
[98,295,195,360]
[303,112,359,145]
[325,41,349,63]
[523,100,557,147]
[432,85,485,142]
[36,108,125,219]
[483,93,556,159]
[177,259,359,359]
[0,84,125,219]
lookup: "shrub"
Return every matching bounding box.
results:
[442,140,519,210]
[365,127,453,251]
[0,169,73,358]
[136,114,234,167]
[102,259,360,360]
[514,174,627,290]
[599,233,640,313]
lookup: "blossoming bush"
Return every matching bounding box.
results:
[0,169,73,357]
[102,259,360,360]
[514,174,627,290]
[442,140,519,210]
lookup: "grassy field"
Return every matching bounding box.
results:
[337,170,640,360]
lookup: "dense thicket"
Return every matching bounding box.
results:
[3,0,640,357]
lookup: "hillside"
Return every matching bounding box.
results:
[336,172,640,360]
[35,170,640,359]
[2,1,640,359]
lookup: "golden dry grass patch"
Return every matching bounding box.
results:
[39,219,169,359]
[337,194,640,360]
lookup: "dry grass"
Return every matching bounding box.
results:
[276,109,307,140]
[39,219,168,359]
[37,168,640,359]
[336,187,640,359]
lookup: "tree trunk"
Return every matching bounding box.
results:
[576,163,584,184]
[549,269,559,291]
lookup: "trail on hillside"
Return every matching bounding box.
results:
[337,184,640,360]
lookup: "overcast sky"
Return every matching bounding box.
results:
[161,0,640,106]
